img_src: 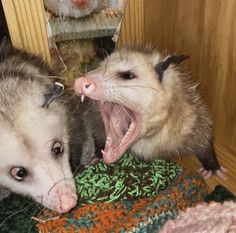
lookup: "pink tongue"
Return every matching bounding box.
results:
[109,107,129,145]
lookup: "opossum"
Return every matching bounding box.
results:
[0,41,81,213]
[44,0,125,18]
[74,46,224,179]
[44,0,101,18]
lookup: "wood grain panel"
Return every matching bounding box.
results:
[2,0,51,63]
[144,0,236,156]
[118,0,145,46]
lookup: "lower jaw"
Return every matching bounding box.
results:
[103,126,141,164]
[103,147,126,164]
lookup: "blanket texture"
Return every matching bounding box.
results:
[36,154,206,232]
[0,154,207,233]
[160,201,236,233]
[75,154,183,203]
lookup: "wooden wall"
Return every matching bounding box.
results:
[118,0,145,46]
[2,0,51,63]
[144,0,236,154]
[120,0,236,193]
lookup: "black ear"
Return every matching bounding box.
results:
[42,82,64,108]
[155,55,189,82]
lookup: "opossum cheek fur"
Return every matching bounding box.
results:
[0,137,77,213]
[0,99,78,213]
[33,140,78,213]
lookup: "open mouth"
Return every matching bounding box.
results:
[98,102,141,164]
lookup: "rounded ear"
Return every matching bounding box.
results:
[154,55,189,82]
[42,82,64,108]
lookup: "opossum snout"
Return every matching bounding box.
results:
[71,0,90,9]
[44,180,78,213]
[74,77,95,95]
[58,194,77,213]
[74,76,104,101]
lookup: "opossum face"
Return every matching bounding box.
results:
[44,0,98,18]
[74,48,178,164]
[0,80,77,213]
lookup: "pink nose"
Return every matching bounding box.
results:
[59,196,77,213]
[71,0,89,8]
[74,77,95,96]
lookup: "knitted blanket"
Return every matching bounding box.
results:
[37,169,206,232]
[160,201,236,233]
[0,154,207,233]
[36,154,206,232]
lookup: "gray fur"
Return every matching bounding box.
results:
[0,41,94,211]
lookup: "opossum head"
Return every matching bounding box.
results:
[0,77,77,213]
[44,0,98,18]
[74,46,188,164]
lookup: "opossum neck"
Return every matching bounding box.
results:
[132,91,197,159]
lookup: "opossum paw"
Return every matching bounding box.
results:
[198,166,227,180]
[45,10,54,21]
[101,8,121,15]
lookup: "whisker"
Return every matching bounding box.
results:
[103,51,109,78]
[27,206,44,233]
[35,75,65,80]
[0,201,37,226]
[113,102,134,122]
[112,94,132,110]
[120,104,135,122]
[112,85,159,93]
[73,164,83,177]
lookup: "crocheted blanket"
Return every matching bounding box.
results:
[75,154,183,203]
[37,169,205,233]
[160,201,236,233]
[160,185,236,233]
[0,154,207,233]
[36,154,206,232]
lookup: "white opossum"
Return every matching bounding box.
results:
[44,0,101,18]
[44,0,125,18]
[74,45,224,179]
[0,42,79,213]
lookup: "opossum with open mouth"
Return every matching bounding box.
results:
[0,41,82,213]
[74,45,224,179]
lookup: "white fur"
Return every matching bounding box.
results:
[0,82,77,212]
[44,0,99,18]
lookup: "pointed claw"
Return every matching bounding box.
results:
[216,169,227,180]
[203,171,212,180]
[198,166,227,180]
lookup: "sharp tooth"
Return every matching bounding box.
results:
[101,150,105,155]
[101,101,104,105]
[81,95,85,103]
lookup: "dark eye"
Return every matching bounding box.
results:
[51,141,64,157]
[11,167,28,181]
[118,71,136,80]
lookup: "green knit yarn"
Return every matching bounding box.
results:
[75,153,183,203]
